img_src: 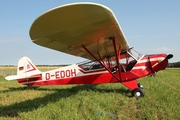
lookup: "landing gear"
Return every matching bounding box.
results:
[132,88,144,99]
[132,83,144,99]
[138,83,143,89]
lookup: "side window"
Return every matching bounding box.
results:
[78,61,104,71]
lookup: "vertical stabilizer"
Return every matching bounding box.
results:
[17,56,41,77]
[5,56,41,80]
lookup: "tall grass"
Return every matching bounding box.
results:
[0,69,180,120]
[0,66,59,77]
[0,66,16,77]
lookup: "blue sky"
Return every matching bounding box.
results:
[0,0,179,65]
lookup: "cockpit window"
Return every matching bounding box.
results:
[77,48,143,71]
[78,60,104,70]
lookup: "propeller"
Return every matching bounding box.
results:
[166,54,173,59]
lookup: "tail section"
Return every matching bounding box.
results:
[5,56,41,80]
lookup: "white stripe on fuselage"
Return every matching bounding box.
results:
[132,57,165,70]
[137,57,165,64]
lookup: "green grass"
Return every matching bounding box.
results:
[0,69,180,120]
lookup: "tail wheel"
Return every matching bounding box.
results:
[132,88,144,99]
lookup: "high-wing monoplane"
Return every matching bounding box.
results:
[5,2,173,98]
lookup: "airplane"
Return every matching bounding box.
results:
[5,2,173,98]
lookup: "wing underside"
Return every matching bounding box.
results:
[30,2,129,60]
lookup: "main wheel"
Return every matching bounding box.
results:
[132,88,144,99]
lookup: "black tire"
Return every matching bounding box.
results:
[132,88,144,99]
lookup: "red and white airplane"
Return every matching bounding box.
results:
[5,2,173,98]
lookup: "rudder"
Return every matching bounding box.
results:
[17,56,41,77]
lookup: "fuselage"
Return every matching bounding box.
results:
[17,53,170,90]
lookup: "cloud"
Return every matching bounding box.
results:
[151,46,175,52]
[155,34,171,38]
[128,35,143,38]
[137,46,175,54]
[0,37,27,43]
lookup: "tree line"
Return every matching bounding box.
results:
[1,62,180,68]
[168,61,180,68]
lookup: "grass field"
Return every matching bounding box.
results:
[0,68,180,120]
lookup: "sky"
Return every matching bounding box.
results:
[0,0,180,65]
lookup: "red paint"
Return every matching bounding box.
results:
[46,73,50,80]
[60,71,65,78]
[18,70,140,90]
[26,60,37,72]
[66,70,70,77]
[71,69,76,76]
[55,71,60,79]
[79,68,106,74]
[45,69,76,80]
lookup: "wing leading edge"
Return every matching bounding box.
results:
[30,2,129,60]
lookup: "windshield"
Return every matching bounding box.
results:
[127,48,144,61]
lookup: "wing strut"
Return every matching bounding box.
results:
[82,36,122,82]
[82,45,120,82]
[111,36,122,82]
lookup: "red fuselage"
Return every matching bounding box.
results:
[17,53,170,91]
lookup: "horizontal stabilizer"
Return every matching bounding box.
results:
[5,74,41,81]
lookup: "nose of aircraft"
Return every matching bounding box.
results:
[166,54,173,60]
[150,54,173,73]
